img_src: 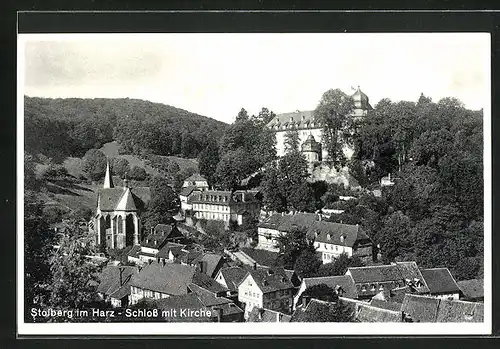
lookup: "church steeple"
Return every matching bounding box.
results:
[103,159,114,188]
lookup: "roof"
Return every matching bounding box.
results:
[97,186,149,212]
[156,242,186,259]
[247,307,292,323]
[356,303,402,322]
[141,225,185,249]
[291,299,355,322]
[191,272,228,294]
[130,261,196,295]
[347,264,403,284]
[192,252,224,278]
[435,299,484,322]
[258,212,320,231]
[218,266,248,292]
[373,286,411,304]
[369,299,403,312]
[96,265,138,299]
[190,190,259,205]
[420,268,460,295]
[302,275,358,299]
[240,247,280,268]
[126,244,142,259]
[307,221,370,248]
[184,173,208,182]
[155,294,213,322]
[457,279,484,300]
[401,294,441,322]
[393,262,430,294]
[301,134,321,153]
[352,86,373,110]
[180,185,199,197]
[243,267,294,294]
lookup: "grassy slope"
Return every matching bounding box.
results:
[36,141,198,214]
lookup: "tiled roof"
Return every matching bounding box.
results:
[156,242,186,259]
[180,185,199,197]
[258,212,320,231]
[244,267,294,294]
[356,303,402,322]
[192,252,224,278]
[219,266,248,292]
[393,262,430,294]
[247,307,292,323]
[184,173,208,182]
[141,225,185,249]
[347,264,403,284]
[130,187,151,206]
[302,275,358,299]
[97,188,127,211]
[96,265,138,299]
[369,299,403,312]
[420,268,460,295]
[188,283,230,306]
[115,188,137,211]
[191,272,228,294]
[97,187,149,212]
[435,299,484,322]
[240,247,280,268]
[457,279,484,300]
[307,221,369,248]
[127,245,142,259]
[401,294,440,322]
[130,261,196,295]
[373,286,411,304]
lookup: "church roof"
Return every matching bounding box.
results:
[184,173,207,182]
[103,161,114,188]
[115,188,137,211]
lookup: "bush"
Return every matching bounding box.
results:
[111,158,130,178]
[128,166,147,181]
[42,164,69,180]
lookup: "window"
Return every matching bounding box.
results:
[370,284,376,291]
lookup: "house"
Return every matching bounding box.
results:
[401,294,484,322]
[180,186,201,212]
[371,285,411,304]
[237,247,281,268]
[188,280,244,322]
[345,262,430,300]
[190,252,225,279]
[257,212,319,252]
[420,268,461,300]
[155,242,188,263]
[256,212,374,263]
[266,86,372,164]
[308,221,373,264]
[96,265,139,307]
[190,190,261,226]
[129,261,197,305]
[214,266,248,298]
[292,275,358,310]
[237,266,295,318]
[182,173,209,190]
[247,307,291,322]
[126,223,187,264]
[457,279,484,302]
[93,162,150,250]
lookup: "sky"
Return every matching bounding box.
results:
[20,33,490,124]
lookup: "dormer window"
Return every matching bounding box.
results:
[361,285,367,292]
[326,234,331,240]
[370,284,376,291]
[379,285,384,291]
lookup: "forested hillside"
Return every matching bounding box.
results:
[24,97,228,162]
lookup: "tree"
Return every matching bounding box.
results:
[127,166,147,181]
[235,108,249,122]
[214,148,258,190]
[261,165,287,212]
[181,132,198,158]
[48,223,100,313]
[82,149,107,181]
[142,176,180,231]
[275,227,314,269]
[294,248,322,278]
[284,127,300,153]
[316,253,365,277]
[301,284,338,303]
[198,140,220,185]
[25,153,39,191]
[111,158,130,178]
[24,193,55,321]
[174,166,197,192]
[313,89,355,168]
[378,211,412,263]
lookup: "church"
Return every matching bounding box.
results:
[266,86,372,165]
[93,162,150,250]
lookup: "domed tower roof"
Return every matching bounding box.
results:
[301,134,321,153]
[351,86,373,110]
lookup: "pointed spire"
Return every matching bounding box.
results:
[103,159,114,188]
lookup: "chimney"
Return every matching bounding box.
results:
[253,262,257,270]
[278,313,283,322]
[302,296,311,308]
[123,178,129,188]
[340,235,345,243]
[258,309,263,320]
[215,307,223,322]
[162,259,166,266]
[199,260,205,273]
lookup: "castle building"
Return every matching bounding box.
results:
[266,86,372,164]
[93,161,150,250]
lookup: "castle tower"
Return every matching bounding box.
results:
[301,134,321,171]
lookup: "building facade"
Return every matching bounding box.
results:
[266,87,372,164]
[190,190,260,226]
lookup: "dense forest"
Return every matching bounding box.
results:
[24,97,228,162]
